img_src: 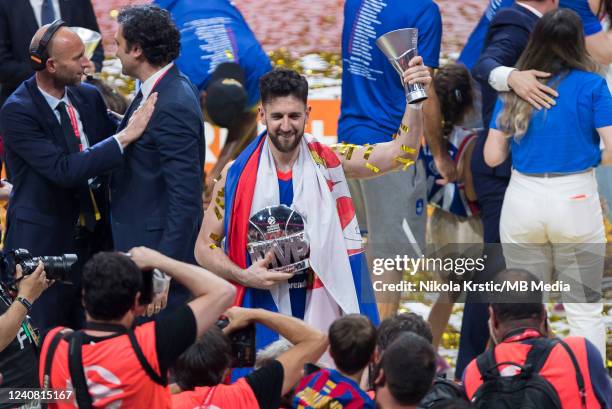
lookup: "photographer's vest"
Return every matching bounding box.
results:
[463,329,601,409]
[39,323,171,409]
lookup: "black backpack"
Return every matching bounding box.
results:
[419,375,468,409]
[471,337,587,409]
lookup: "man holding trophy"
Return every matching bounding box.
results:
[195,54,431,353]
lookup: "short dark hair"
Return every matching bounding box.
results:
[329,314,376,375]
[377,312,433,351]
[174,326,233,390]
[259,68,309,105]
[491,269,545,323]
[117,5,180,66]
[82,252,142,320]
[380,333,436,406]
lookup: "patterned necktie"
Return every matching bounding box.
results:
[40,0,55,26]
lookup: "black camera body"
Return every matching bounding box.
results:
[216,318,256,368]
[9,249,77,282]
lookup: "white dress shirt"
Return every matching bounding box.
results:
[38,86,123,152]
[29,0,61,27]
[488,2,543,92]
[137,62,173,107]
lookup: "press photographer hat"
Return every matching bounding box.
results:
[205,62,248,128]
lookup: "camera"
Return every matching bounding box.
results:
[5,249,77,282]
[216,318,256,368]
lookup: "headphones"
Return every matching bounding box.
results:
[29,19,67,71]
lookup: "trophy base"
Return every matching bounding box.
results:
[406,88,428,104]
[272,259,310,273]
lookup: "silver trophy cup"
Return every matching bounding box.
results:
[376,28,428,104]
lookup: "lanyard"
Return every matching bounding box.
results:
[201,386,217,407]
[64,103,83,151]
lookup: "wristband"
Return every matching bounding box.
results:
[16,296,33,312]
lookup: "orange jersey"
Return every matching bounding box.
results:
[172,378,259,409]
[39,324,171,409]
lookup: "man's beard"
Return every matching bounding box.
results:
[54,71,81,87]
[268,128,304,153]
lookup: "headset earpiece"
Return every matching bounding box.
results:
[29,19,67,71]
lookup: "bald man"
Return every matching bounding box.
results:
[0,22,155,331]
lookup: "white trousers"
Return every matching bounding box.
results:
[500,170,607,360]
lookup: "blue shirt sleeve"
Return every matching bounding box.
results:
[415,1,442,69]
[489,97,504,130]
[592,76,612,129]
[560,0,602,35]
[584,339,612,408]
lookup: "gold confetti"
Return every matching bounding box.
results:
[212,175,221,183]
[110,9,118,19]
[395,156,415,171]
[218,187,225,197]
[215,196,225,209]
[363,145,374,160]
[401,145,417,155]
[209,243,218,250]
[365,163,380,173]
[392,133,398,140]
[399,123,410,133]
[209,232,221,243]
[345,145,356,160]
[214,206,222,220]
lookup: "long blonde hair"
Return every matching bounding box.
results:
[496,9,599,139]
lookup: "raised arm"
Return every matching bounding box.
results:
[223,307,328,396]
[340,56,429,179]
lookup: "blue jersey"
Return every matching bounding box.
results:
[458,0,514,69]
[155,0,272,108]
[277,170,307,320]
[294,369,375,409]
[560,0,603,35]
[338,0,442,145]
[490,70,612,173]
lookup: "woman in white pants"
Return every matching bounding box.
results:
[484,9,612,361]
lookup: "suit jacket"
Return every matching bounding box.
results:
[111,64,204,264]
[471,4,539,177]
[0,77,121,256]
[0,0,104,107]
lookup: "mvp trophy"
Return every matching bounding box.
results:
[376,28,428,104]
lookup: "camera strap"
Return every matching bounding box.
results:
[68,331,94,409]
[82,321,167,386]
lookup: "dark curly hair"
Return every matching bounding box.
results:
[82,252,142,321]
[117,5,180,67]
[259,68,309,105]
[377,312,433,352]
[433,63,474,137]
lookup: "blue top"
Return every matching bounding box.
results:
[338,0,442,145]
[277,170,307,320]
[155,0,272,108]
[490,70,612,173]
[458,0,515,69]
[560,0,603,35]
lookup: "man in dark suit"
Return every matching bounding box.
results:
[0,22,155,330]
[0,0,104,108]
[111,5,205,316]
[456,0,559,378]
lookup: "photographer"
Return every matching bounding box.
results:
[172,307,328,409]
[0,262,49,408]
[39,248,235,409]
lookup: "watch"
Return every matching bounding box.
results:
[16,296,33,312]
